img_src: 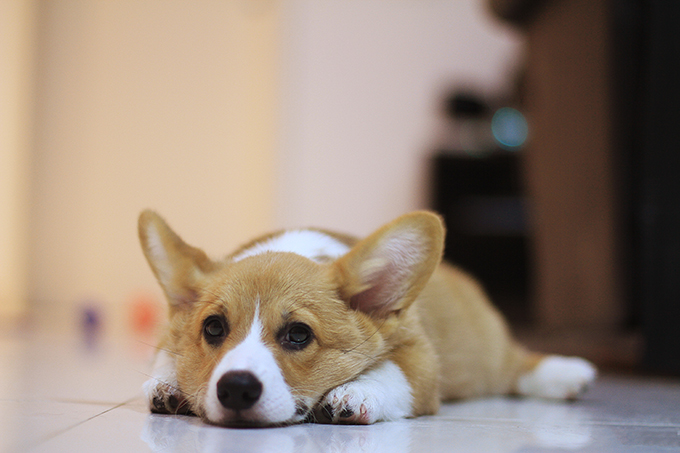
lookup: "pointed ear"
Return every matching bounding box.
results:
[138,210,215,310]
[333,211,444,318]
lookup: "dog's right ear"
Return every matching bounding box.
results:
[332,211,444,318]
[138,210,215,310]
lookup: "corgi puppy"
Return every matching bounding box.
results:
[139,210,596,427]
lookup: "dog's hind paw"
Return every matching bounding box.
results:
[517,355,597,400]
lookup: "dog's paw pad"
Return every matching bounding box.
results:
[518,356,597,400]
[316,385,377,424]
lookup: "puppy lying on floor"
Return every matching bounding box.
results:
[139,210,596,427]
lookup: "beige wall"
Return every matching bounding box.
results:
[1,0,522,334]
[0,0,37,320]
[28,1,280,331]
[278,0,523,235]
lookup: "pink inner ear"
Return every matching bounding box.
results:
[349,262,404,317]
[344,225,436,317]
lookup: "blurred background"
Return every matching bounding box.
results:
[1,0,678,374]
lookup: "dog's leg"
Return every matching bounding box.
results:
[315,360,413,424]
[143,350,192,415]
[515,354,597,400]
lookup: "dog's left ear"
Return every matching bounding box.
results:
[138,210,215,311]
[333,211,444,318]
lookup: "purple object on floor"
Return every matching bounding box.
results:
[81,303,103,350]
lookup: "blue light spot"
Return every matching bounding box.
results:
[491,107,528,150]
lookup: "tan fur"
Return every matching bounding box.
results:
[139,210,592,426]
[419,263,534,399]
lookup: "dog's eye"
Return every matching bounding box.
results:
[203,315,228,346]
[281,323,313,350]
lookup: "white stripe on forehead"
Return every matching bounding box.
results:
[219,303,265,369]
[232,230,350,263]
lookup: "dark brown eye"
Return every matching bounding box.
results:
[203,315,228,346]
[281,323,313,350]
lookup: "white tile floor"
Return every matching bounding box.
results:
[2,325,680,453]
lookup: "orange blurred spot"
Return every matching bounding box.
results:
[129,293,162,335]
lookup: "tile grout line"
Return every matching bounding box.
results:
[35,397,140,447]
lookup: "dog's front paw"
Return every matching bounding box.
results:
[143,377,192,415]
[316,382,379,424]
[143,350,193,415]
[314,361,413,425]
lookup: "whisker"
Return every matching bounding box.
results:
[135,339,185,358]
[136,370,190,397]
[343,317,387,354]
[335,319,386,369]
[339,349,379,361]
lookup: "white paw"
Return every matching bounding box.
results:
[143,374,191,415]
[517,356,597,400]
[143,350,192,415]
[318,381,380,424]
[315,361,413,424]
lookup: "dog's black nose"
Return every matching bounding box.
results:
[216,371,263,411]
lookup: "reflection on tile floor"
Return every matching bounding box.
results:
[1,327,679,452]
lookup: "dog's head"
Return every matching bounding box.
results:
[139,210,443,426]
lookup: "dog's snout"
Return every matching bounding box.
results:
[216,371,263,411]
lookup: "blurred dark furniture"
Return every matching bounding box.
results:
[431,153,531,326]
[450,0,680,372]
[615,0,680,374]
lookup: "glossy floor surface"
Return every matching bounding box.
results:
[1,326,679,453]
